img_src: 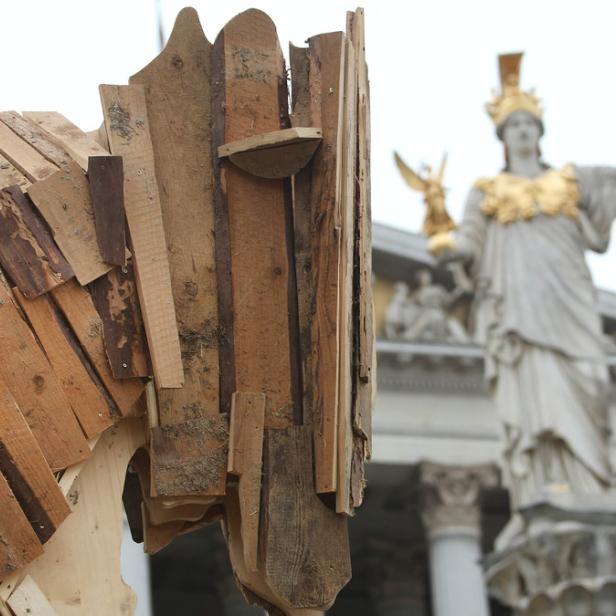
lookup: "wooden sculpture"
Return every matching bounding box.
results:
[0,6,373,616]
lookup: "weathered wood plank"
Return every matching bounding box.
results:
[6,575,58,616]
[87,155,126,266]
[150,414,229,497]
[0,473,43,581]
[0,374,71,542]
[0,186,73,298]
[307,32,346,493]
[27,161,112,285]
[23,112,109,171]
[0,280,89,471]
[0,153,29,190]
[0,112,71,170]
[228,392,265,572]
[336,36,357,515]
[90,264,150,379]
[51,280,145,417]
[262,426,351,609]
[99,84,184,389]
[0,122,58,182]
[214,9,296,429]
[14,288,114,438]
[130,8,221,427]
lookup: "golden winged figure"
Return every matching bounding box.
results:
[394,151,456,237]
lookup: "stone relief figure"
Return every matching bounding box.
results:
[426,53,616,521]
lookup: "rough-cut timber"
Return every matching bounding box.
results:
[0,186,73,298]
[13,288,114,439]
[262,426,351,609]
[0,472,43,581]
[23,112,109,171]
[214,9,297,429]
[6,575,59,616]
[100,84,184,390]
[0,375,71,542]
[307,32,346,493]
[51,280,145,417]
[0,280,88,471]
[228,392,266,572]
[0,122,58,182]
[0,112,71,170]
[27,162,112,285]
[87,155,126,266]
[90,264,150,379]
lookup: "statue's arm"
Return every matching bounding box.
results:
[575,165,616,253]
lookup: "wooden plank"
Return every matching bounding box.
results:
[228,392,265,572]
[0,472,43,581]
[99,84,184,389]
[214,8,297,429]
[6,575,58,616]
[0,122,58,182]
[14,288,114,438]
[27,161,112,285]
[0,372,71,543]
[336,37,357,515]
[218,127,322,157]
[307,32,346,493]
[0,280,89,471]
[90,264,150,379]
[0,112,71,170]
[130,7,220,422]
[0,153,29,190]
[22,112,109,171]
[149,414,229,497]
[87,156,126,266]
[0,186,73,298]
[262,426,351,610]
[51,280,145,417]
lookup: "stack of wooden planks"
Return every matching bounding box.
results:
[0,6,373,615]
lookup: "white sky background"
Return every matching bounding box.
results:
[1,0,615,290]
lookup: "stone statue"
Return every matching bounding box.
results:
[426,53,616,515]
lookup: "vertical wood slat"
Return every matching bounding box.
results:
[100,84,184,389]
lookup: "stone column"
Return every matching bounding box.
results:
[419,462,498,616]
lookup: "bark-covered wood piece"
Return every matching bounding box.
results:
[90,264,150,379]
[262,425,351,610]
[27,162,112,285]
[0,122,58,182]
[0,472,43,581]
[51,280,145,417]
[228,392,265,572]
[307,32,346,493]
[23,112,109,171]
[87,155,126,267]
[0,112,71,170]
[0,280,89,472]
[214,8,298,429]
[0,186,73,298]
[150,414,229,497]
[0,375,71,543]
[13,288,114,438]
[99,84,184,390]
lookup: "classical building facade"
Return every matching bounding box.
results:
[141,222,616,615]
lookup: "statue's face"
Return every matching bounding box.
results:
[502,110,541,157]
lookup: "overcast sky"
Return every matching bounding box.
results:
[1,0,615,290]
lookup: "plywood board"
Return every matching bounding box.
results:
[23,112,109,171]
[28,162,112,285]
[0,186,73,298]
[0,281,88,471]
[14,288,113,438]
[99,84,184,389]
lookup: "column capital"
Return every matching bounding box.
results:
[419,462,499,538]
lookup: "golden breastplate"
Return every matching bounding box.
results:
[475,165,580,224]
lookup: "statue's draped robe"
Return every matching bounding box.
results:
[456,166,616,506]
